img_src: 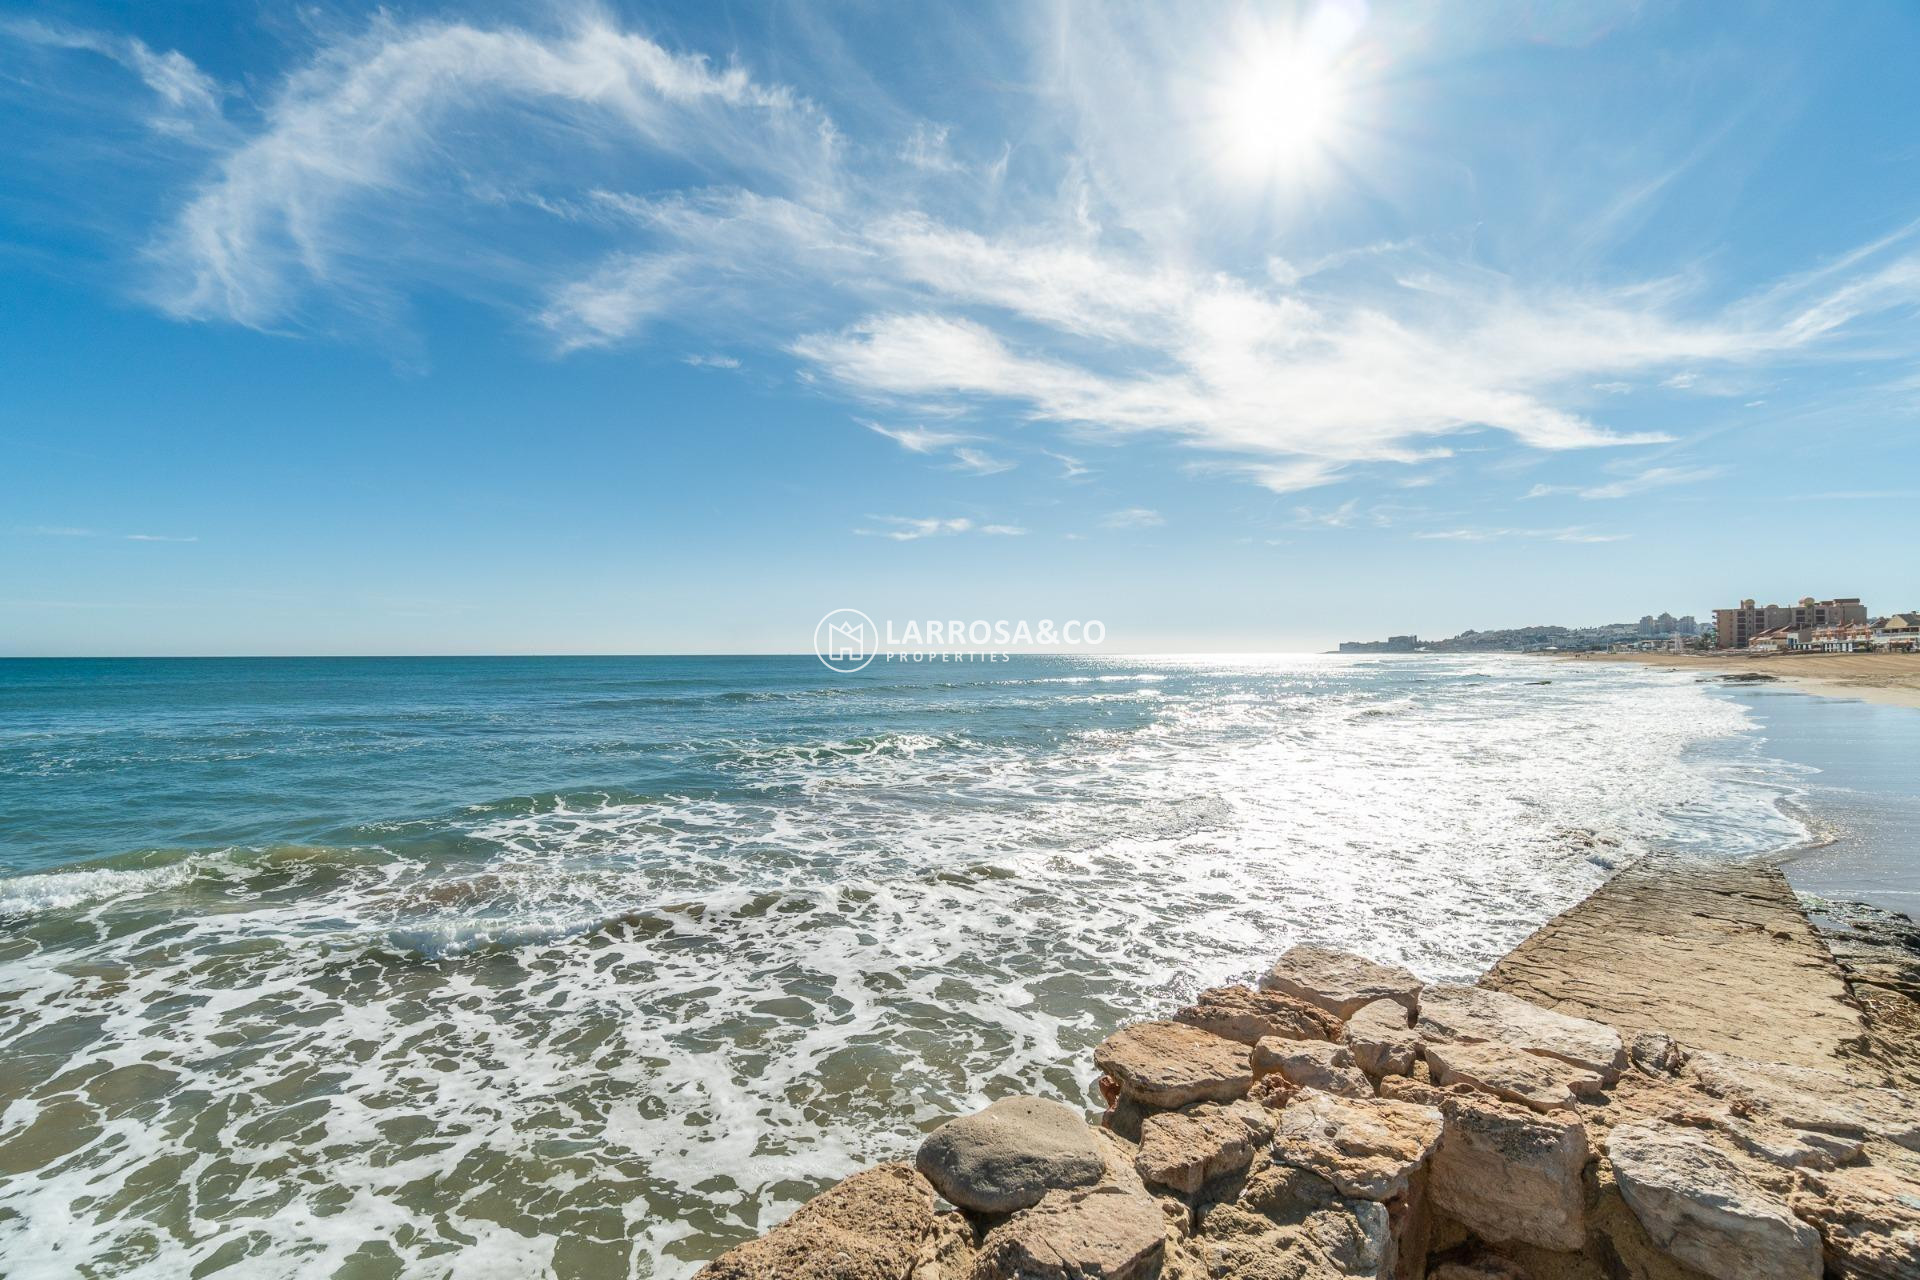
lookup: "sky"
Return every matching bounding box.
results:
[2,0,1918,656]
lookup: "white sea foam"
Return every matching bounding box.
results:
[0,657,1812,1278]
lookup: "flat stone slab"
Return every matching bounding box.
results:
[1095,1020,1253,1109]
[1342,998,1418,1077]
[1685,1049,1920,1153]
[1251,1037,1371,1099]
[1481,855,1874,1076]
[915,1095,1105,1213]
[1175,984,1340,1044]
[1425,1040,1602,1113]
[1271,1089,1443,1201]
[1607,1122,1822,1280]
[696,1163,936,1280]
[1418,983,1626,1083]
[1261,944,1423,1020]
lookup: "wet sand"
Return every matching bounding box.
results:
[1561,650,1920,711]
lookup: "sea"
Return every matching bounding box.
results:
[0,654,1911,1279]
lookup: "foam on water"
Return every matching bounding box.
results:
[0,655,1812,1278]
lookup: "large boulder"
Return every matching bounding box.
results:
[1271,1088,1444,1202]
[1416,984,1626,1083]
[1261,944,1423,1020]
[1425,1039,1603,1114]
[1606,1122,1822,1280]
[1342,998,1419,1078]
[916,1095,1106,1214]
[1095,1021,1254,1109]
[1135,1099,1275,1196]
[1684,1050,1920,1153]
[1428,1089,1590,1252]
[1251,1038,1373,1099]
[698,1163,936,1280]
[968,1185,1167,1280]
[1175,984,1341,1044]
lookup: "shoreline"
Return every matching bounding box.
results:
[702,856,1920,1279]
[1556,649,1920,711]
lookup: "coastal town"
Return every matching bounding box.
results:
[1339,595,1920,656]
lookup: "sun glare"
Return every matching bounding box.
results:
[1216,47,1343,176]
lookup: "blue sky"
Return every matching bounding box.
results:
[2,0,1917,655]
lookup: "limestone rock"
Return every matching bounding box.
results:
[1252,1037,1374,1099]
[911,1211,979,1280]
[1685,1050,1920,1153]
[968,1184,1166,1280]
[1428,1259,1531,1280]
[1261,943,1423,1020]
[1606,1122,1821,1280]
[1342,998,1419,1077]
[916,1095,1106,1214]
[1425,1040,1602,1114]
[1135,1100,1275,1197]
[1175,983,1341,1045]
[1196,1160,1392,1279]
[700,1163,937,1280]
[1095,1021,1253,1109]
[1790,1158,1920,1280]
[1271,1088,1443,1202]
[1428,1089,1589,1252]
[1417,984,1626,1084]
[1630,1031,1685,1076]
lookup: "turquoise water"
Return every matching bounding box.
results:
[0,655,1833,1277]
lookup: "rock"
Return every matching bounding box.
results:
[1196,1160,1393,1279]
[1094,1021,1254,1109]
[1175,984,1341,1045]
[699,1163,937,1280]
[968,1185,1166,1280]
[911,1211,979,1280]
[1790,1158,1920,1280]
[1428,1258,1531,1280]
[1261,944,1423,1020]
[915,1096,1106,1214]
[1343,998,1419,1077]
[1416,984,1627,1084]
[1718,1112,1863,1171]
[1424,1040,1602,1114]
[1606,1122,1821,1280]
[1271,1088,1444,1202]
[1251,1038,1374,1099]
[1135,1100,1275,1197]
[1630,1031,1685,1075]
[1428,1089,1590,1252]
[1685,1050,1920,1153]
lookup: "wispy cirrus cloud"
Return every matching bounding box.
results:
[1101,507,1164,529]
[25,6,1920,501]
[948,447,1015,476]
[1414,527,1629,543]
[852,515,1024,541]
[1524,464,1728,501]
[19,525,198,542]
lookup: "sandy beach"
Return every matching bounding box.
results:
[1561,649,1920,711]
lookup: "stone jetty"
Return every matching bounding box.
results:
[697,857,1920,1280]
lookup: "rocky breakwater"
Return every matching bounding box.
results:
[697,942,1920,1280]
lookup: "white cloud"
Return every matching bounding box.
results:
[49,7,1920,499]
[6,20,222,135]
[949,447,1015,475]
[1415,527,1630,543]
[1102,506,1164,529]
[980,524,1027,536]
[683,353,741,369]
[861,420,974,453]
[852,515,1022,540]
[1523,464,1727,501]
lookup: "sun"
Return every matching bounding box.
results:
[1211,41,1347,178]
